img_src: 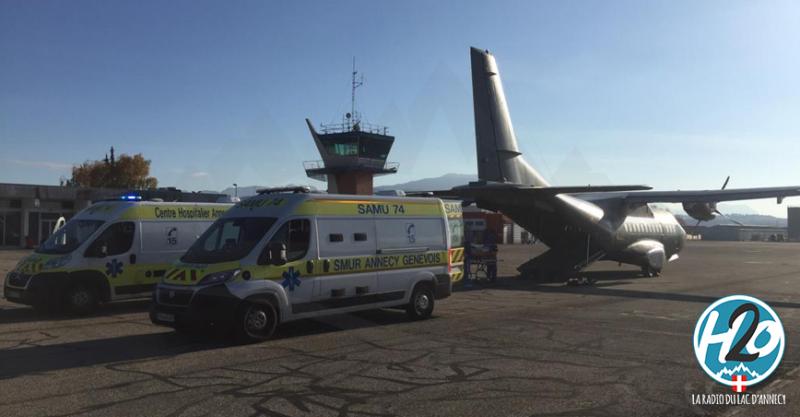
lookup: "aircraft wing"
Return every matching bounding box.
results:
[431,182,652,206]
[433,183,800,206]
[580,186,800,204]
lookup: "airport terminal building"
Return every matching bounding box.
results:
[0,183,225,248]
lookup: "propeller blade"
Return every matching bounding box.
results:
[721,175,730,190]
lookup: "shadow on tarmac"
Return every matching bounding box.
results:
[0,331,228,379]
[0,299,152,324]
[0,308,414,379]
[457,271,800,310]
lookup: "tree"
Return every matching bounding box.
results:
[68,147,158,189]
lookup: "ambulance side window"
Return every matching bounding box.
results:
[86,222,135,257]
[260,219,310,264]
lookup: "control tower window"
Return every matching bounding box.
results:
[327,142,358,156]
[361,140,392,160]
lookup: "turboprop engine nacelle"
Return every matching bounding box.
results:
[683,202,717,222]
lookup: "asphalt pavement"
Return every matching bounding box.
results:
[1,241,798,417]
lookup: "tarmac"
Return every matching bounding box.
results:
[0,241,798,417]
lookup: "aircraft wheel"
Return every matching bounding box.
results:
[641,267,660,278]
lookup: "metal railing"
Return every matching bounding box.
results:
[303,160,399,172]
[319,121,390,136]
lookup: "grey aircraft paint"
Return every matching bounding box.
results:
[440,47,800,281]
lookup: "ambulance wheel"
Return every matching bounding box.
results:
[406,284,434,320]
[64,284,98,314]
[237,301,278,343]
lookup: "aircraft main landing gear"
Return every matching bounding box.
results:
[641,267,661,278]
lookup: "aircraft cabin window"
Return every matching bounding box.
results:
[353,233,368,242]
[329,233,344,243]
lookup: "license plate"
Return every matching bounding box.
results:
[5,289,21,299]
[156,312,175,323]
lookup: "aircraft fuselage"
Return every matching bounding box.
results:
[483,195,687,278]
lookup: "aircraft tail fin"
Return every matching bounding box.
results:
[471,47,549,186]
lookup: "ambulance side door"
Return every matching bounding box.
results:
[83,221,140,298]
[257,218,316,307]
[315,218,378,303]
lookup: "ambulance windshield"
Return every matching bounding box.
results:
[182,217,277,263]
[36,220,106,255]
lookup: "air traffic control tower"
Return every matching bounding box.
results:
[303,61,398,195]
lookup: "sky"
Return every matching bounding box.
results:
[1,0,799,216]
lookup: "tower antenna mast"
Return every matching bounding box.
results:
[350,56,364,130]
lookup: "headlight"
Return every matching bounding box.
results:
[197,269,240,286]
[43,255,72,270]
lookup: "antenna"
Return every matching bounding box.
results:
[350,56,364,130]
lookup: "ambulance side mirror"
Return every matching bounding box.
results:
[266,242,288,266]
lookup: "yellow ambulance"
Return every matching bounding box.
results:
[4,197,231,313]
[150,188,464,342]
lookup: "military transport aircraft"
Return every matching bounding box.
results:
[435,47,800,282]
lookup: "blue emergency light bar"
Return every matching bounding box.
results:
[120,194,143,201]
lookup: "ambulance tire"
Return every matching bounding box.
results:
[406,283,435,320]
[64,284,98,315]
[236,300,278,343]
